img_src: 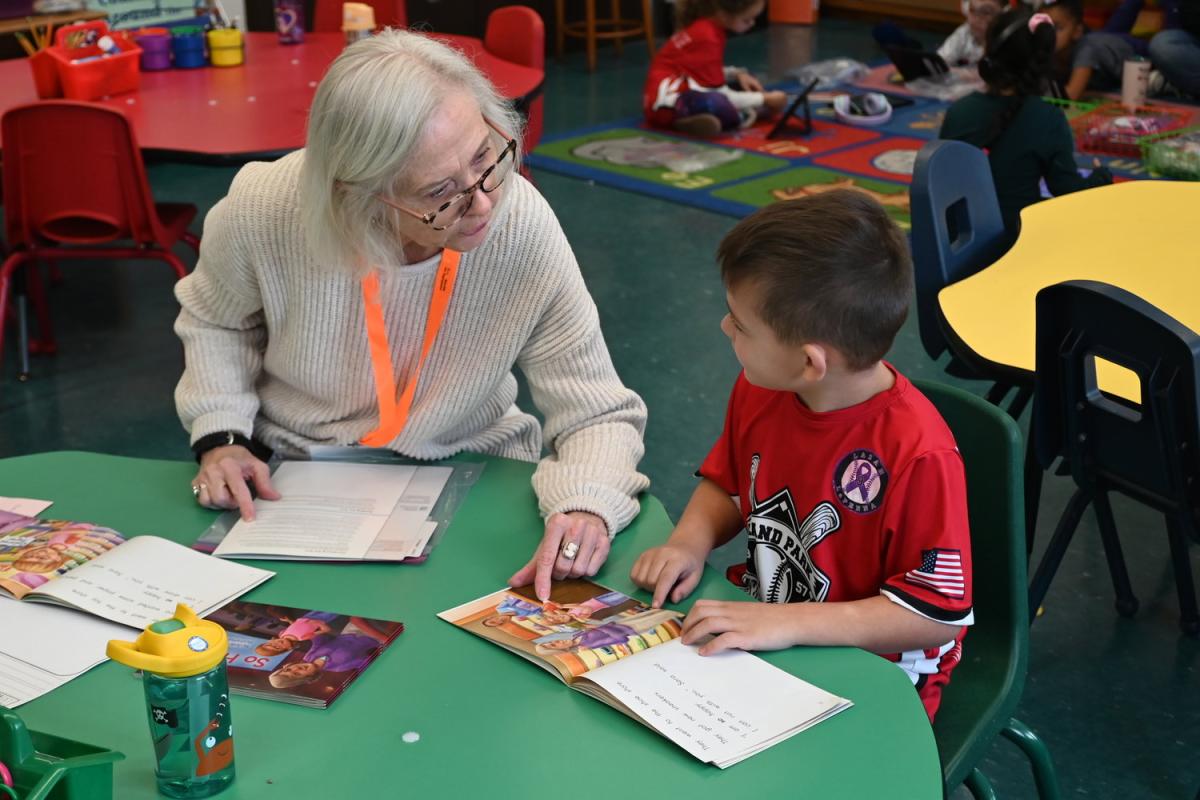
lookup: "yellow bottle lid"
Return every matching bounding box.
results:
[107,604,228,678]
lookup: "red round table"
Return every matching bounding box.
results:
[0,32,543,162]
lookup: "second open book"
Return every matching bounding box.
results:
[438,579,852,768]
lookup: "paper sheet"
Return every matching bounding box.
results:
[0,650,98,708]
[0,599,130,675]
[215,462,450,560]
[0,497,53,516]
[31,535,274,629]
[585,638,851,767]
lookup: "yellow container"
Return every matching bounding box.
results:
[207,28,244,67]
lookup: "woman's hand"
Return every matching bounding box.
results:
[509,511,610,601]
[736,71,765,92]
[192,445,281,520]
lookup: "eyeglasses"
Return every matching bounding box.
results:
[377,117,517,231]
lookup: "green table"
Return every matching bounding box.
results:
[1,452,941,798]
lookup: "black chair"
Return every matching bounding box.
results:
[910,139,1031,420]
[1028,280,1200,636]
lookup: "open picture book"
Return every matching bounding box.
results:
[438,579,852,768]
[0,513,273,627]
[0,513,274,708]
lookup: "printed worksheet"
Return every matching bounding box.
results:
[215,462,452,560]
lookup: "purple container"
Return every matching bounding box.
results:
[274,0,305,44]
[134,28,172,71]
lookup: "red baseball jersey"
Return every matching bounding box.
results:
[699,366,973,720]
[643,18,728,114]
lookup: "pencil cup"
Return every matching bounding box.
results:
[28,49,62,99]
[206,28,243,67]
[171,26,207,69]
[108,604,237,799]
[135,28,172,70]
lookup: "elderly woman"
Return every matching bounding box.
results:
[176,29,648,600]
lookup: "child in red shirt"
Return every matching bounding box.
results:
[631,191,973,721]
[644,0,788,137]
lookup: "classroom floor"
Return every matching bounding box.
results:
[1,18,1197,799]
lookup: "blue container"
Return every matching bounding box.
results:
[171,26,207,69]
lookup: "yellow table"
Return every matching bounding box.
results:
[938,180,1200,402]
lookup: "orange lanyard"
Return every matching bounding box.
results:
[359,249,462,447]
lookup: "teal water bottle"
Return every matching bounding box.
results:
[108,604,236,798]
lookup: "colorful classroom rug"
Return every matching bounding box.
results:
[527,73,1199,228]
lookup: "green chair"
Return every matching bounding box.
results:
[914,380,1058,800]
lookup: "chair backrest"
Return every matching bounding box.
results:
[485,6,544,154]
[914,380,1028,790]
[1034,280,1200,514]
[311,0,407,32]
[910,139,1009,361]
[484,6,545,70]
[1,101,162,248]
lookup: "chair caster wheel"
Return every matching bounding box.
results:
[1115,597,1139,617]
[17,372,30,382]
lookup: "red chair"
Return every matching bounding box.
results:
[0,101,199,379]
[312,0,407,32]
[485,6,545,156]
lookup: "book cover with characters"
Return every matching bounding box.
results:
[0,514,125,599]
[205,599,404,708]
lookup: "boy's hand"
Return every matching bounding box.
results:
[735,71,764,92]
[681,600,799,656]
[630,542,707,607]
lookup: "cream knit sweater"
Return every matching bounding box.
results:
[174,151,649,534]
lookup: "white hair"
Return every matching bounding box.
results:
[300,28,524,270]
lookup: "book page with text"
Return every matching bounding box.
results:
[29,536,273,629]
[215,462,417,559]
[583,638,851,767]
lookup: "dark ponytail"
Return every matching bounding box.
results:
[977,8,1056,146]
[675,0,763,28]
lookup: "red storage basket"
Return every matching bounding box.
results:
[46,20,142,101]
[1070,102,1193,158]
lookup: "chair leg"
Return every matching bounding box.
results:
[1165,511,1200,636]
[641,0,654,52]
[1023,433,1043,558]
[15,290,31,382]
[963,768,998,800]
[1091,490,1138,617]
[0,251,29,381]
[181,231,201,256]
[24,261,56,355]
[611,0,622,54]
[555,0,565,58]
[1000,718,1060,800]
[1029,487,1092,624]
[585,0,597,70]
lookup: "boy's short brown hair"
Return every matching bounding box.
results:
[717,189,912,371]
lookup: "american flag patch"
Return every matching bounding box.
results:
[905,549,965,599]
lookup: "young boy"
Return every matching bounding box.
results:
[1043,0,1148,99]
[630,190,973,721]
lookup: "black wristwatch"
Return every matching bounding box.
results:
[192,431,255,462]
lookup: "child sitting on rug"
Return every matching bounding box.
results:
[873,0,1005,68]
[643,0,788,137]
[630,191,974,722]
[940,7,1112,237]
[1042,0,1155,99]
